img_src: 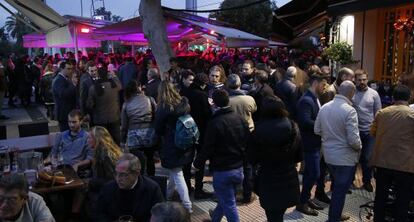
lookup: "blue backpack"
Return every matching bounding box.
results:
[174,114,200,150]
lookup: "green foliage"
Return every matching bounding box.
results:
[323,42,356,64]
[111,15,123,22]
[209,0,277,38]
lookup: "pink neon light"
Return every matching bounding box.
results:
[81,28,90,33]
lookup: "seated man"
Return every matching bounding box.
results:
[0,174,55,222]
[97,153,164,222]
[48,109,93,172]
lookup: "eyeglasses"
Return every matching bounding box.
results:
[0,195,21,205]
[114,171,135,178]
[210,75,220,78]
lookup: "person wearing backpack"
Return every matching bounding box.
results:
[193,89,250,222]
[154,81,194,213]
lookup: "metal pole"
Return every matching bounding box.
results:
[80,0,83,17]
[74,24,79,62]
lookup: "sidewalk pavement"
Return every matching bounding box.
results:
[1,100,374,221]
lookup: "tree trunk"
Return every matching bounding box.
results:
[139,0,174,80]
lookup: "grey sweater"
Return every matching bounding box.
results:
[353,87,382,132]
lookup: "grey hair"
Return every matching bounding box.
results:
[147,68,160,79]
[338,80,356,98]
[285,66,297,79]
[117,153,141,173]
[226,74,241,89]
[151,202,190,222]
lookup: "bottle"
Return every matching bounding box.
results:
[10,147,19,173]
[1,147,10,174]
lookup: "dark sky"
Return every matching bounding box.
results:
[0,0,290,30]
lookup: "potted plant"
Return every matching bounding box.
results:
[323,42,358,76]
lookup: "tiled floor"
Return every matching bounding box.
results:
[1,102,375,221]
[156,166,375,222]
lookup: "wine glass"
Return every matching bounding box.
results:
[118,215,134,222]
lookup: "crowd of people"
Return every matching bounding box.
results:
[0,48,413,222]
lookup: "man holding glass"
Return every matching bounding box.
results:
[0,174,55,222]
[47,109,93,172]
[97,153,164,222]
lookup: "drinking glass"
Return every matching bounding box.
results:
[118,215,134,222]
[51,155,58,170]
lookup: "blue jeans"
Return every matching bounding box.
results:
[359,131,374,184]
[327,164,355,222]
[212,167,244,222]
[300,150,321,203]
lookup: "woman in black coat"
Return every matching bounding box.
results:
[247,96,303,222]
[154,81,194,213]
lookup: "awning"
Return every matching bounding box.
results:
[327,0,413,15]
[273,0,328,40]
[24,31,101,48]
[5,0,66,33]
[93,11,271,48]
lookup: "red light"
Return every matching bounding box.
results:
[80,28,90,33]
[210,30,215,35]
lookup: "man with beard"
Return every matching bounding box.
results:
[296,73,328,216]
[240,60,255,92]
[353,69,381,192]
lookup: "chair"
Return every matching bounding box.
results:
[18,122,49,137]
[0,125,6,140]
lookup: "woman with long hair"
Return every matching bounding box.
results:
[88,126,122,181]
[87,68,122,144]
[247,96,303,222]
[121,79,157,176]
[154,81,193,213]
[87,126,123,220]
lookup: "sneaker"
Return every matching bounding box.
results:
[194,190,214,200]
[296,203,318,216]
[308,200,324,210]
[239,193,257,205]
[363,183,374,192]
[315,192,331,204]
[340,214,350,221]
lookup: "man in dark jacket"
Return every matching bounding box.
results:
[97,153,164,222]
[181,73,212,199]
[52,61,77,131]
[296,74,328,216]
[275,66,299,119]
[249,70,274,122]
[144,68,161,101]
[194,89,250,222]
[118,57,139,106]
[79,61,97,118]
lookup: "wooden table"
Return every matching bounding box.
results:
[32,166,85,194]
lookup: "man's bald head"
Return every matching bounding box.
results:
[338,80,356,101]
[337,67,355,85]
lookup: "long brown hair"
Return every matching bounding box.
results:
[157,81,182,109]
[90,126,122,168]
